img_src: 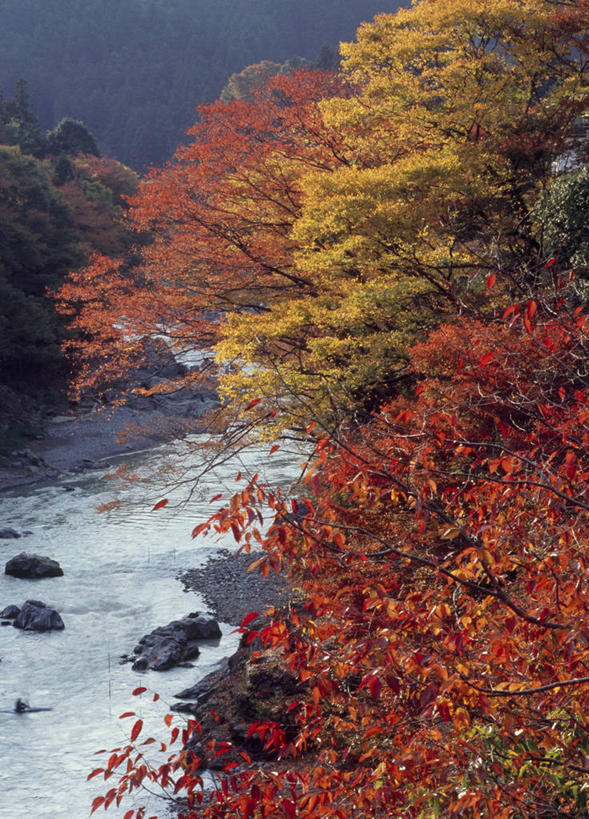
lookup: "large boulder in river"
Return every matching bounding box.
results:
[132,612,221,672]
[5,552,64,579]
[13,600,64,631]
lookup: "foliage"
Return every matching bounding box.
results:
[535,162,589,273]
[51,1,589,815]
[221,61,282,102]
[59,0,589,429]
[94,292,589,817]
[46,117,100,157]
[56,69,350,403]
[0,123,137,393]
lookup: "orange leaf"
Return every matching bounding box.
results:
[164,713,174,727]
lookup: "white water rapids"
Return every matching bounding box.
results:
[0,440,299,818]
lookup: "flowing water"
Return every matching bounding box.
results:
[0,439,300,818]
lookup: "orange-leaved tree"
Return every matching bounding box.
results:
[55,69,349,403]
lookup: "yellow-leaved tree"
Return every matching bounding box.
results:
[217,0,588,427]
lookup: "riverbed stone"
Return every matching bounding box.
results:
[131,612,221,672]
[0,605,20,619]
[13,600,64,631]
[5,552,64,579]
[0,528,21,539]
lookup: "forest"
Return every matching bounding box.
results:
[0,83,138,427]
[3,0,589,815]
[0,0,398,169]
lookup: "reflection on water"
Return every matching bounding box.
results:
[0,438,301,818]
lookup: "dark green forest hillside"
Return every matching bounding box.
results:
[0,0,400,169]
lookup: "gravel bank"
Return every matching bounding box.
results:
[179,549,291,626]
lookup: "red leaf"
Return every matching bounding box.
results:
[479,352,494,366]
[209,493,223,503]
[130,719,143,742]
[192,522,207,539]
[91,796,105,814]
[269,444,280,454]
[124,811,135,819]
[369,677,382,699]
[240,611,260,628]
[503,304,516,319]
[527,299,537,320]
[152,499,168,511]
[244,397,261,411]
[119,712,136,719]
[231,522,241,542]
[87,768,104,781]
[545,257,557,267]
[132,687,147,696]
[486,273,496,289]
[164,713,174,727]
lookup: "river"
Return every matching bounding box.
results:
[0,438,299,818]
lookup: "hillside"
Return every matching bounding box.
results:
[0,0,401,169]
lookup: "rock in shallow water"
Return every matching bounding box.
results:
[5,552,64,579]
[0,605,20,619]
[0,528,21,539]
[13,600,64,631]
[130,612,221,672]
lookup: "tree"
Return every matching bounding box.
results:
[535,162,589,274]
[0,145,85,387]
[192,0,589,426]
[56,70,350,401]
[220,61,282,102]
[1,78,47,157]
[46,117,100,156]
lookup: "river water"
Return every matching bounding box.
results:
[0,439,299,818]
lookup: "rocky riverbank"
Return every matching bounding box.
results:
[0,342,219,492]
[179,549,290,627]
[170,548,299,771]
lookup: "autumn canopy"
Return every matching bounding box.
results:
[59,0,589,816]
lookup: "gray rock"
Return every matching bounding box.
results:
[5,553,64,579]
[0,605,21,619]
[132,612,221,672]
[13,600,65,631]
[0,528,21,539]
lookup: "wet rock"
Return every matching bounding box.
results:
[5,553,64,579]
[131,612,221,672]
[0,605,21,619]
[0,528,21,539]
[13,600,64,631]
